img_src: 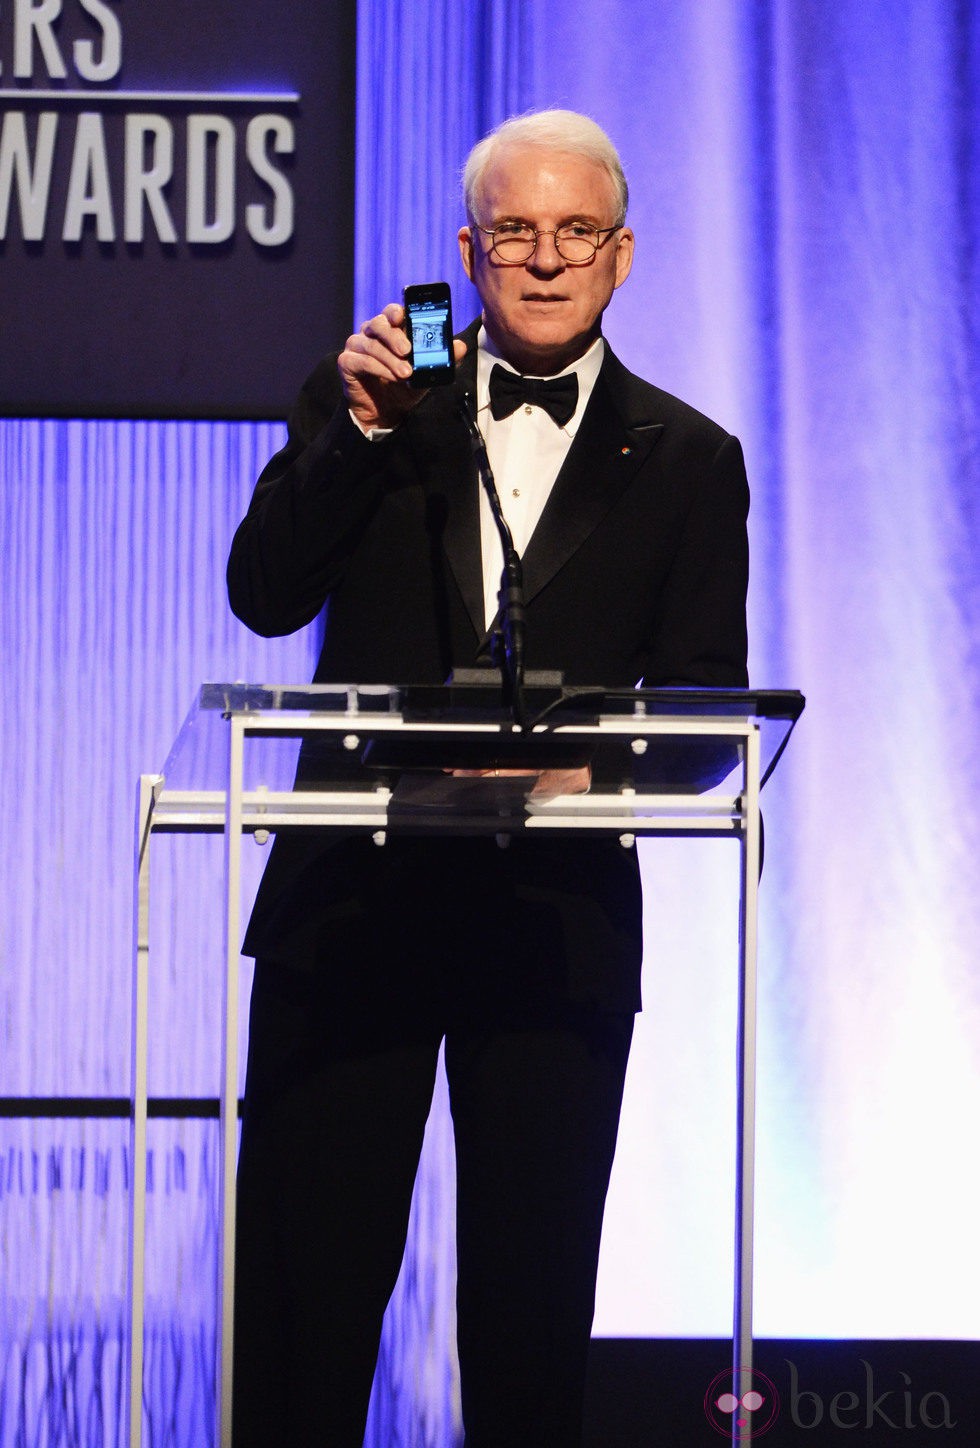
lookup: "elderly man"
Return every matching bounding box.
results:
[228,109,748,1447]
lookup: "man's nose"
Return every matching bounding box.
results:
[527,231,565,270]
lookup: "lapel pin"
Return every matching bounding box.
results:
[620,446,631,456]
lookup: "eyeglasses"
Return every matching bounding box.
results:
[475,221,622,264]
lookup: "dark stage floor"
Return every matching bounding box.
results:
[584,1339,979,1445]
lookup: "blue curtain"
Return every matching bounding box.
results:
[2,1,979,1444]
[0,420,316,1442]
[539,0,980,1342]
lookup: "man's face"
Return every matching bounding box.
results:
[458,143,634,376]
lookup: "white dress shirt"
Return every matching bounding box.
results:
[475,328,604,629]
[351,327,605,631]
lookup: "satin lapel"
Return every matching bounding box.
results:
[405,326,486,642]
[521,355,665,606]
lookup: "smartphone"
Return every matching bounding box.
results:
[403,282,455,388]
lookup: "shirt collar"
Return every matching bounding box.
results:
[475,326,605,436]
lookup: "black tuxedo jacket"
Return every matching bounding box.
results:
[227,321,748,1014]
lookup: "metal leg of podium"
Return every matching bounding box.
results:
[217,717,245,1447]
[129,773,161,1448]
[732,725,762,1445]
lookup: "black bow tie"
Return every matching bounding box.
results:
[488,364,579,427]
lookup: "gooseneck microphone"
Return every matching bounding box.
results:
[458,393,527,729]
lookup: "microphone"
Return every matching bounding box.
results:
[458,393,527,728]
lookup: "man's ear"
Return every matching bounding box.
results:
[458,226,476,282]
[613,227,635,289]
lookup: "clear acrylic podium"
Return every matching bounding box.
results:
[130,681,804,1448]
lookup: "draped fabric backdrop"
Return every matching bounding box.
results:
[1,2,978,1444]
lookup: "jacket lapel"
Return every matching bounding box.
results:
[409,331,667,647]
[521,348,665,605]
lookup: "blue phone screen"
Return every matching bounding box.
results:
[410,299,452,371]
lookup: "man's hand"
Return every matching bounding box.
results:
[338,302,468,431]
[448,765,592,800]
[526,765,592,801]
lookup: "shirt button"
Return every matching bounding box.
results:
[512,488,521,498]
[524,404,532,414]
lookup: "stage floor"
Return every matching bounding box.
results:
[584,1338,980,1445]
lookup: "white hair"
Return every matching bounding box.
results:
[462,109,629,226]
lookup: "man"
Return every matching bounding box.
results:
[227,109,748,1447]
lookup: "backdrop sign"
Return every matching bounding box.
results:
[0,0,356,417]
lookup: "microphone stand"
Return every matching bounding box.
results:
[458,394,527,730]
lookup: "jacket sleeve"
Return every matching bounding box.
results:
[643,430,750,688]
[226,358,396,638]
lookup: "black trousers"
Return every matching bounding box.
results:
[232,957,633,1448]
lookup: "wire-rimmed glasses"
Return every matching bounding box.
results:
[474,221,622,264]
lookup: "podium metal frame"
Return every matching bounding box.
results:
[129,683,802,1448]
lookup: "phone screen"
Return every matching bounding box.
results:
[404,283,455,387]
